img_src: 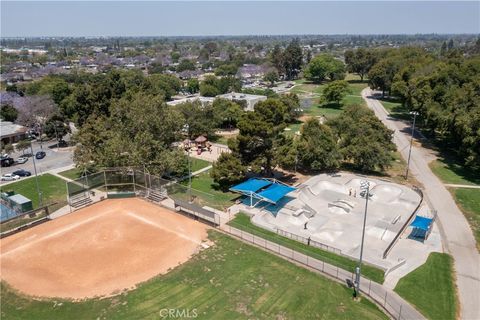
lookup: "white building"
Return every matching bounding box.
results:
[216,92,267,111]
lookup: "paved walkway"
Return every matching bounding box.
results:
[221,224,425,320]
[362,88,480,320]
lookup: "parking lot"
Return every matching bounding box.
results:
[1,140,74,185]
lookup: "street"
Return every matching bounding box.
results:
[1,140,74,185]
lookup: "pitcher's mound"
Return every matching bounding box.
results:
[0,198,209,299]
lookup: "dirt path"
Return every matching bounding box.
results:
[362,88,480,320]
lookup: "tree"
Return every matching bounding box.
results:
[175,101,218,139]
[44,114,70,141]
[3,143,14,154]
[211,152,246,191]
[0,104,18,122]
[283,39,303,80]
[270,45,284,75]
[214,64,238,76]
[330,104,395,172]
[344,48,377,81]
[176,59,196,72]
[304,54,345,83]
[263,70,279,87]
[199,75,241,97]
[212,98,244,129]
[15,140,31,154]
[232,112,276,175]
[321,80,350,105]
[186,78,200,94]
[74,92,186,176]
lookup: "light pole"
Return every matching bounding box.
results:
[184,124,192,201]
[29,143,43,207]
[405,111,419,180]
[355,180,370,297]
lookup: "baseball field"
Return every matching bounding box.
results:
[0,198,387,319]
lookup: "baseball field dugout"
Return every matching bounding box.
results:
[66,171,106,208]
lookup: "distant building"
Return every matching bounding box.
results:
[216,92,267,111]
[0,121,28,145]
[166,96,215,107]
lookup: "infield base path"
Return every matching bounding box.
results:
[0,198,209,299]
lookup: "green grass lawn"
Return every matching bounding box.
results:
[190,158,212,172]
[0,174,68,210]
[228,213,385,283]
[429,159,480,186]
[57,167,83,180]
[394,253,456,320]
[177,171,238,210]
[0,231,387,320]
[452,188,480,248]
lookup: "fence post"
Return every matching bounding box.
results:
[322,261,325,272]
[336,267,339,278]
[368,280,371,295]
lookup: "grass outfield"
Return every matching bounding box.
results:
[0,174,67,210]
[228,213,385,283]
[0,231,387,320]
[394,253,456,320]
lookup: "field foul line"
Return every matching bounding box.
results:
[125,211,203,245]
[0,209,114,257]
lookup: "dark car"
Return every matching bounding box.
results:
[12,169,32,177]
[0,156,15,167]
[35,151,46,159]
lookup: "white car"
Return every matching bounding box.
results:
[1,173,20,181]
[17,157,28,164]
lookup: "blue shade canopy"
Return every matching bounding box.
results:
[257,183,296,204]
[410,215,433,231]
[230,178,272,194]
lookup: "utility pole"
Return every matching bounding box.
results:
[355,180,370,297]
[405,111,419,180]
[29,143,43,207]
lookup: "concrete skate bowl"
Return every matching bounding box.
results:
[328,200,355,215]
[370,184,403,203]
[309,181,348,196]
[345,178,377,190]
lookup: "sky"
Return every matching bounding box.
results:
[1,1,479,37]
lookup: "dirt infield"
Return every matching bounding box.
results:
[0,198,209,299]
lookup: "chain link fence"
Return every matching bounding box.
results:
[222,225,425,320]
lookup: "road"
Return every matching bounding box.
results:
[362,88,480,320]
[1,140,74,186]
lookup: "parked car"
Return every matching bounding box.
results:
[17,157,28,164]
[1,173,20,181]
[12,169,31,177]
[0,156,15,167]
[35,151,46,159]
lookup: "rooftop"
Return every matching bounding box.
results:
[0,121,27,138]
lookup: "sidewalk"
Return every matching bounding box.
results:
[362,88,480,320]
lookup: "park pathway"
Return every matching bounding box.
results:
[362,88,480,320]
